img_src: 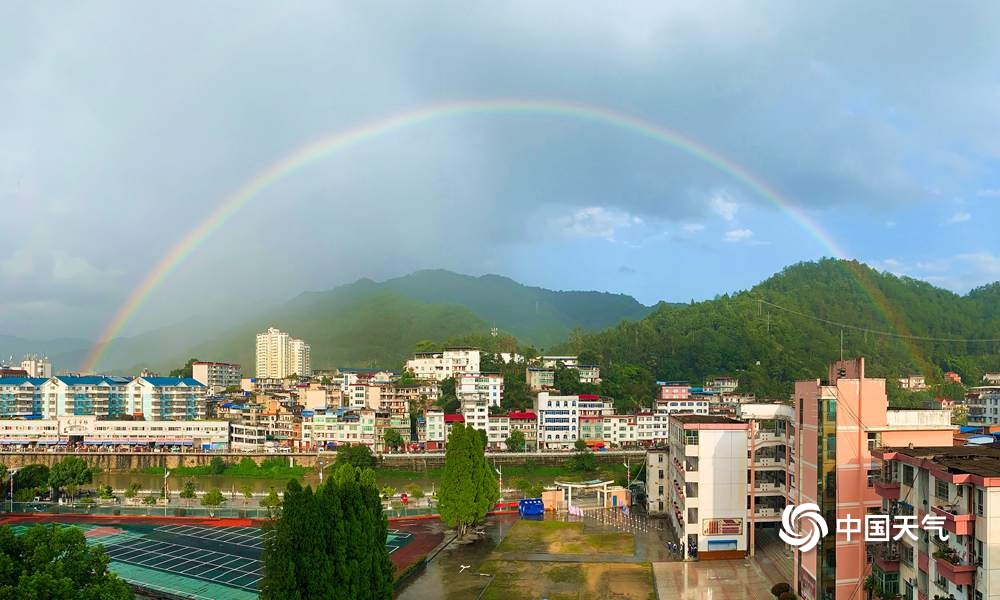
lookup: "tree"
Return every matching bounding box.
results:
[0,523,132,599]
[123,482,141,501]
[13,464,49,498]
[143,495,157,505]
[383,429,405,452]
[169,357,200,378]
[201,488,226,516]
[241,484,254,508]
[505,429,526,452]
[209,456,228,475]
[380,486,396,504]
[48,456,93,501]
[438,424,500,538]
[179,480,197,506]
[335,444,375,469]
[396,368,419,387]
[568,439,598,472]
[261,465,393,599]
[260,487,282,518]
[97,485,114,500]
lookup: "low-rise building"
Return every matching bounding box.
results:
[898,374,928,391]
[966,386,1000,426]
[657,399,710,415]
[577,365,602,385]
[0,416,228,449]
[125,377,208,420]
[405,347,481,382]
[659,381,691,401]
[535,392,579,450]
[192,362,242,393]
[455,373,503,408]
[526,368,555,392]
[19,355,52,378]
[507,411,537,451]
[488,415,510,450]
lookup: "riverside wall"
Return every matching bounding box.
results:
[0,450,646,472]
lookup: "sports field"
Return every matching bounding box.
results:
[5,516,430,599]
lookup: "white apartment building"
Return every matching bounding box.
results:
[898,374,928,391]
[651,414,750,560]
[535,392,579,450]
[19,355,52,378]
[967,386,1000,426]
[404,347,480,382]
[455,373,503,408]
[192,361,242,393]
[636,411,670,444]
[657,399,710,415]
[0,416,227,448]
[421,410,446,450]
[460,395,490,436]
[300,409,377,450]
[577,365,602,385]
[255,327,311,378]
[705,376,739,394]
[288,338,312,377]
[578,394,614,416]
[124,377,208,420]
[488,415,510,450]
[540,356,579,369]
[871,445,1000,600]
[526,368,555,391]
[41,376,131,419]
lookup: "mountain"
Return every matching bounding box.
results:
[0,335,91,370]
[558,259,1000,399]
[105,270,651,373]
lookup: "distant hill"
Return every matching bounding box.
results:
[66,270,652,373]
[558,259,1000,398]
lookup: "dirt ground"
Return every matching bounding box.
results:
[480,560,655,600]
[496,519,634,555]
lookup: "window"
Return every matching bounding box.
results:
[976,488,985,516]
[826,400,836,420]
[902,465,915,486]
[935,479,949,500]
[867,470,876,488]
[826,434,837,459]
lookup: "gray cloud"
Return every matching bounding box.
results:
[3,2,1000,337]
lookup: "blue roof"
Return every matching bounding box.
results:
[0,377,48,386]
[140,377,205,387]
[54,376,121,386]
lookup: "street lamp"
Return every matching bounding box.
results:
[163,470,170,517]
[318,460,335,484]
[8,469,19,513]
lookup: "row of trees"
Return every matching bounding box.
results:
[2,457,95,503]
[261,465,394,599]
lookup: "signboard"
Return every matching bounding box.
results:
[702,518,743,536]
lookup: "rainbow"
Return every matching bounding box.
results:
[82,98,901,372]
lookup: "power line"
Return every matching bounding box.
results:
[754,298,1000,344]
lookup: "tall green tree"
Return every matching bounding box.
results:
[48,456,93,501]
[335,444,375,469]
[0,524,132,599]
[383,429,404,452]
[438,424,500,538]
[169,357,200,378]
[505,429,526,452]
[261,466,392,600]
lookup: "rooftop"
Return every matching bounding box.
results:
[883,446,1000,478]
[671,414,746,425]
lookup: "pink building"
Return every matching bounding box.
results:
[659,381,691,401]
[790,358,955,600]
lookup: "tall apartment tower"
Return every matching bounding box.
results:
[20,355,52,378]
[256,328,310,378]
[790,358,955,600]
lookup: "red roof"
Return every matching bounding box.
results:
[443,414,465,423]
[507,411,537,420]
[578,394,601,400]
[579,415,603,421]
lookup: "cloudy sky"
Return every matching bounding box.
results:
[3,2,1000,339]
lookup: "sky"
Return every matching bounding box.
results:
[2,2,1000,340]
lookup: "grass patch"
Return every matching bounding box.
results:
[497,520,634,556]
[140,457,309,478]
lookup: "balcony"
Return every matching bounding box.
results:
[874,543,901,572]
[749,482,786,496]
[752,507,783,521]
[933,552,976,586]
[874,478,901,500]
[753,457,787,470]
[930,505,975,536]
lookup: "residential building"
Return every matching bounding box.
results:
[871,446,1000,600]
[124,377,208,420]
[192,361,241,393]
[255,327,310,378]
[404,347,480,382]
[540,356,579,369]
[488,415,510,450]
[966,386,1000,426]
[982,373,1000,385]
[288,338,312,377]
[535,392,579,450]
[526,367,555,391]
[0,377,46,417]
[635,411,670,445]
[653,414,750,560]
[944,371,963,385]
[420,409,446,450]
[41,376,131,418]
[444,413,465,437]
[19,355,52,378]
[577,365,602,385]
[460,395,490,435]
[705,376,739,395]
[507,411,537,451]
[0,416,227,449]
[789,358,956,600]
[899,375,928,391]
[657,399,710,415]
[455,373,503,408]
[660,381,691,401]
[578,394,613,416]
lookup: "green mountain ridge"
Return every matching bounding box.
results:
[557,259,1000,398]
